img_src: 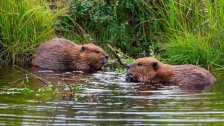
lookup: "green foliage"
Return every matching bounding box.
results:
[1,0,224,68]
[0,0,58,65]
[22,87,33,94]
[20,83,83,99]
[58,0,224,68]
[57,0,160,56]
[38,83,53,93]
[125,58,135,65]
[114,49,134,73]
[157,0,224,67]
[73,85,81,92]
[21,84,53,95]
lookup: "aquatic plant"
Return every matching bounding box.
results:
[22,87,33,94]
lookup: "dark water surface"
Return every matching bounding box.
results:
[0,67,224,125]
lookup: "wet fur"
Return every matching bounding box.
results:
[32,38,108,71]
[127,57,215,85]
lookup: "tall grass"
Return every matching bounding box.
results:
[0,0,58,65]
[1,0,223,68]
[161,33,223,67]
[150,0,224,68]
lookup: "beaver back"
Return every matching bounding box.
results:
[32,38,108,71]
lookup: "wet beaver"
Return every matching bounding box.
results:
[32,38,108,72]
[126,57,215,85]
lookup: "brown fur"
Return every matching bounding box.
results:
[32,38,108,71]
[126,57,215,85]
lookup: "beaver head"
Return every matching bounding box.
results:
[126,57,171,83]
[77,43,109,71]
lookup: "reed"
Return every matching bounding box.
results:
[0,0,58,65]
[153,0,224,68]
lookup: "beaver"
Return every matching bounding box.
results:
[32,38,108,72]
[126,57,215,85]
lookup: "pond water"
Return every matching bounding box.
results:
[0,66,224,125]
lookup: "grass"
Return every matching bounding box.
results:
[0,0,61,66]
[161,32,223,68]
[58,0,224,68]
[149,0,224,68]
[0,0,224,68]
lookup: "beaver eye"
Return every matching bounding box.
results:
[137,63,143,67]
[95,50,100,54]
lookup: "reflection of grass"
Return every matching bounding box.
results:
[0,0,60,65]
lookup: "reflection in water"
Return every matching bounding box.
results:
[0,68,224,125]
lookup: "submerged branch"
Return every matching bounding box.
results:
[13,65,50,86]
[107,44,127,68]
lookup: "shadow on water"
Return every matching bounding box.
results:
[0,66,224,125]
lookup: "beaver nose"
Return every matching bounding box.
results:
[126,64,132,69]
[126,73,135,82]
[105,54,109,59]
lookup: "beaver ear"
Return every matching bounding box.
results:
[152,62,158,71]
[80,46,85,52]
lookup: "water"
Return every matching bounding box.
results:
[0,67,224,125]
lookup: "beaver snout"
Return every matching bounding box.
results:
[126,73,135,82]
[126,64,135,82]
[105,54,109,60]
[126,65,130,69]
[126,63,133,69]
[104,54,109,62]
[100,54,109,65]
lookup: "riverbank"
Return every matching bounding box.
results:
[0,0,223,69]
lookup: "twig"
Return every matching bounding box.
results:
[107,44,127,68]
[13,65,50,86]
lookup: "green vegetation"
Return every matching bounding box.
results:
[158,0,224,68]
[161,33,223,67]
[22,87,33,94]
[21,83,82,99]
[73,85,81,92]
[57,0,158,56]
[0,0,224,68]
[56,0,224,68]
[0,0,59,65]
[37,83,53,94]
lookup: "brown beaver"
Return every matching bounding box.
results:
[126,57,215,85]
[32,38,108,72]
